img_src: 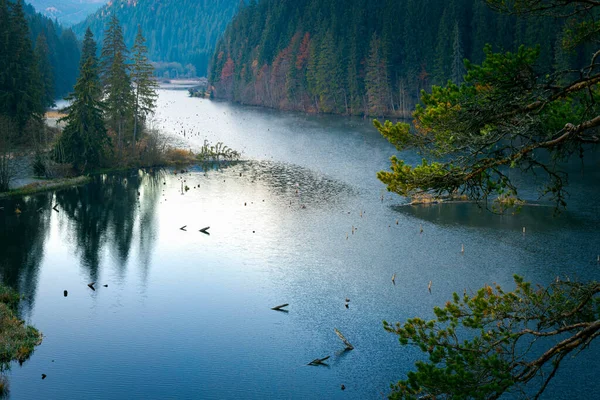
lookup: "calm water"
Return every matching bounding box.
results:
[1,89,599,399]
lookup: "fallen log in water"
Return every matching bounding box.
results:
[334,328,354,350]
[308,356,330,366]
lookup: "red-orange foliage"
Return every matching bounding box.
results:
[296,32,310,70]
[221,57,235,81]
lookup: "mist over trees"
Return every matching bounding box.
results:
[73,0,241,77]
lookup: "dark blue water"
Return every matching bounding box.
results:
[0,89,598,399]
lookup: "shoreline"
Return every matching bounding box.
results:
[0,176,92,199]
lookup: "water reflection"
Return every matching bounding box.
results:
[0,194,52,316]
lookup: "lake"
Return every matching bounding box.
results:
[1,88,599,399]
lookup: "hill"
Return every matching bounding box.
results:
[209,0,578,117]
[73,0,241,77]
[27,0,105,25]
[21,0,80,98]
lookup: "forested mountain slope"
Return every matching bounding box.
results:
[209,0,584,117]
[21,0,80,98]
[73,0,241,76]
[27,0,106,25]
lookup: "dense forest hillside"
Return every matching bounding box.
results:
[73,0,241,77]
[21,0,80,98]
[28,0,106,25]
[209,0,583,117]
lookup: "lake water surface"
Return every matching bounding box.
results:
[0,89,599,399]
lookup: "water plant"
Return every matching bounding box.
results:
[197,140,240,162]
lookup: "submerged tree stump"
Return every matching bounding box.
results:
[308,356,330,366]
[334,328,354,350]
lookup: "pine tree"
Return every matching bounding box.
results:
[35,34,55,108]
[130,26,158,144]
[81,27,98,69]
[451,20,466,84]
[58,44,108,172]
[101,16,134,151]
[0,0,11,116]
[4,0,43,132]
[365,33,389,117]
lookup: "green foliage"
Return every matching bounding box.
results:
[34,33,54,108]
[197,140,241,162]
[101,16,134,149]
[376,38,600,206]
[385,276,600,399]
[0,0,43,132]
[131,25,158,143]
[57,41,108,172]
[0,284,42,371]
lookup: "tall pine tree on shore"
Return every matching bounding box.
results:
[1,0,43,133]
[101,16,134,151]
[130,25,158,144]
[58,35,108,172]
[35,34,54,108]
[81,28,98,69]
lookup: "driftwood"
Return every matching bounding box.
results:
[180,225,187,231]
[334,328,354,350]
[199,226,210,234]
[308,356,330,366]
[271,303,289,311]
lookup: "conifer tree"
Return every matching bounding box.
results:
[131,25,158,144]
[35,34,55,108]
[58,41,108,172]
[4,0,43,132]
[451,20,466,84]
[101,15,134,151]
[365,33,390,117]
[81,28,98,69]
[0,0,11,115]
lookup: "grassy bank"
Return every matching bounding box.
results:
[0,285,42,374]
[0,176,91,199]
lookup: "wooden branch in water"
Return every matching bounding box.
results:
[308,356,330,366]
[334,328,354,350]
[271,303,289,311]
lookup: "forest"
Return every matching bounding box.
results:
[73,0,241,78]
[16,0,80,99]
[209,0,592,117]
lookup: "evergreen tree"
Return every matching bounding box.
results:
[365,33,389,117]
[0,0,11,115]
[101,15,134,150]
[35,34,55,108]
[4,0,43,132]
[81,27,98,69]
[451,20,466,84]
[58,48,107,172]
[130,25,158,144]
